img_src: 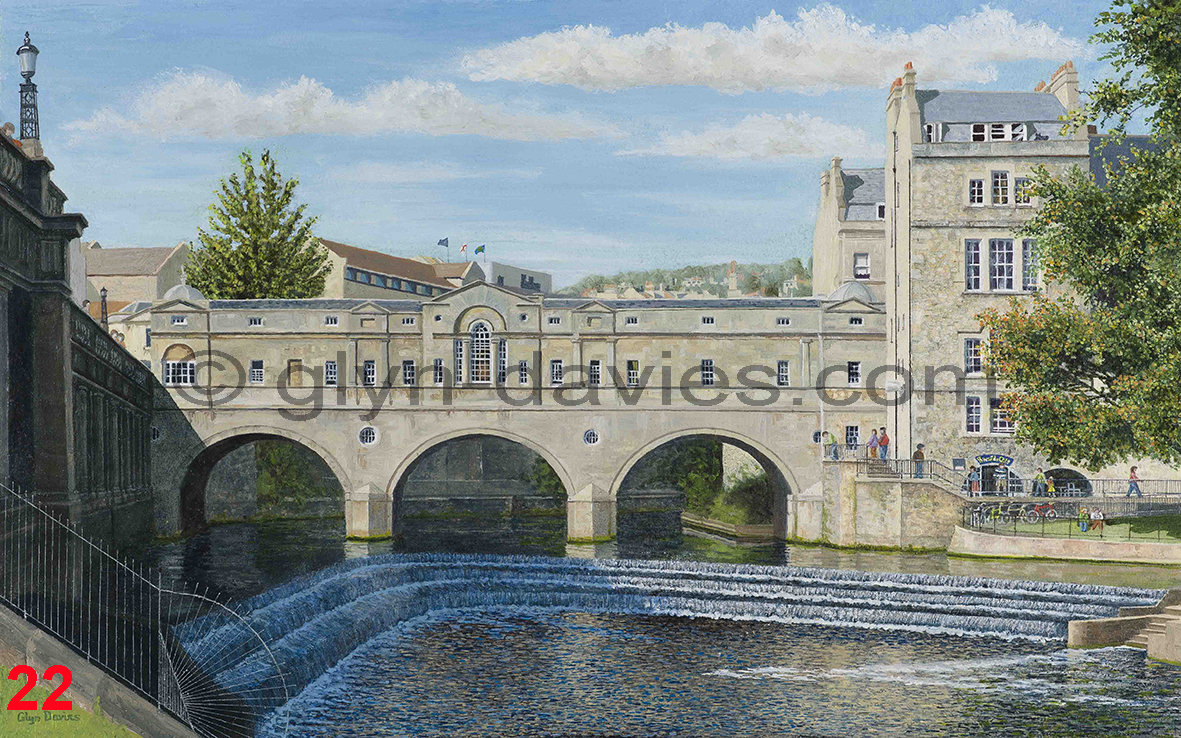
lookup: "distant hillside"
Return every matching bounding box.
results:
[559,258,812,297]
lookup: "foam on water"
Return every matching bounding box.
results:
[166,553,1164,733]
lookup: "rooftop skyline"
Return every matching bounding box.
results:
[4,0,1126,287]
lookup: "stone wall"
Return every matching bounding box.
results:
[787,460,966,549]
[950,525,1181,564]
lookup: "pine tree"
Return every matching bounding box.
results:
[187,149,329,299]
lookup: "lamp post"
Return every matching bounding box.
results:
[100,286,108,331]
[16,31,39,141]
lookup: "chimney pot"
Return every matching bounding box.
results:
[904,61,913,70]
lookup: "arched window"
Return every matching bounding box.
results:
[163,344,196,387]
[469,322,491,384]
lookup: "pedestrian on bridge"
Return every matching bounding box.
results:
[1127,466,1143,498]
[867,429,880,460]
[878,428,890,460]
[912,444,925,478]
[1033,468,1047,497]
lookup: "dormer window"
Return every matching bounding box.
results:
[975,122,1028,142]
[972,124,986,142]
[922,123,940,143]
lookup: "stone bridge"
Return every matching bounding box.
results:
[148,282,890,541]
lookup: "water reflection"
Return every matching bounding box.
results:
[130,512,1181,603]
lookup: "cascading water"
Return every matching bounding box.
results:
[164,553,1164,735]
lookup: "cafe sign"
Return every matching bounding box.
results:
[976,454,1014,467]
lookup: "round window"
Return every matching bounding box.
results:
[519,313,529,322]
[359,426,379,446]
[434,314,442,322]
[583,429,600,446]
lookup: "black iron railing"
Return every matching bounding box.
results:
[0,483,289,737]
[961,497,1181,542]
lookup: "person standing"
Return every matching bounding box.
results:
[1046,477,1056,498]
[1127,466,1143,497]
[967,465,981,496]
[825,431,840,460]
[1078,507,1089,532]
[1091,508,1105,534]
[912,444,925,478]
[1033,467,1047,497]
[878,427,890,461]
[867,429,880,460]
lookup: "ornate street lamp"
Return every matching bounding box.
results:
[16,31,39,140]
[100,286,108,330]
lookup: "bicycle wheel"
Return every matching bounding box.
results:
[1045,509,1057,521]
[1024,511,1039,525]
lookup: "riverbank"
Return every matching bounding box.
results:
[950,526,1181,566]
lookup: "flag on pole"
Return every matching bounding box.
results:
[460,243,468,254]
[474,245,485,255]
[437,238,448,247]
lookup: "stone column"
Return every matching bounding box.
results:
[566,482,616,543]
[30,292,74,507]
[346,482,392,540]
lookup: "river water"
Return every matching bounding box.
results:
[134,513,1181,737]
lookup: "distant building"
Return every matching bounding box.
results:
[320,239,453,299]
[811,159,886,295]
[83,240,189,317]
[430,261,486,288]
[483,261,551,294]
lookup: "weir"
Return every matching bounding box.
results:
[167,554,1163,732]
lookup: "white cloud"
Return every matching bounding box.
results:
[65,71,620,141]
[618,113,878,161]
[330,161,542,184]
[461,5,1086,93]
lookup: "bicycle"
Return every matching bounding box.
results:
[1023,501,1058,525]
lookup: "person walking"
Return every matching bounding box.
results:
[867,429,880,460]
[1046,477,1056,498]
[1078,507,1089,533]
[967,465,981,496]
[1033,467,1047,497]
[912,444,925,478]
[826,431,840,460]
[1127,466,1143,497]
[878,427,890,461]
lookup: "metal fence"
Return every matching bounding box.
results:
[962,497,1181,542]
[0,482,289,737]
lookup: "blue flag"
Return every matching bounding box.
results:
[437,238,448,247]
[474,244,485,254]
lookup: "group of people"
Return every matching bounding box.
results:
[1078,507,1105,533]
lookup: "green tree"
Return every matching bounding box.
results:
[979,0,1181,468]
[187,150,329,299]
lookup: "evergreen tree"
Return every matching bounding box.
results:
[187,149,329,299]
[980,0,1181,468]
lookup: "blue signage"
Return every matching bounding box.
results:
[976,454,1014,467]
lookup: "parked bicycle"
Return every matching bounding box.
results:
[1022,501,1058,524]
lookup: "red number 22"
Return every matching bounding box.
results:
[6,665,73,711]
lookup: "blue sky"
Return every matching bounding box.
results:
[3,1,1118,286]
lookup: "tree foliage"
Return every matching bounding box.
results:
[187,149,330,299]
[979,0,1181,469]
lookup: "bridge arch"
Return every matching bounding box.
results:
[385,427,577,510]
[610,428,798,538]
[177,425,353,532]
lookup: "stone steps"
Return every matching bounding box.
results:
[1125,613,1181,649]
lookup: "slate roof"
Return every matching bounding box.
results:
[320,239,452,288]
[1090,135,1162,189]
[85,246,176,276]
[841,168,885,221]
[916,90,1067,124]
[207,299,424,311]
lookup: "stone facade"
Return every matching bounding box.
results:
[812,59,1181,490]
[148,281,890,540]
[0,129,154,542]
